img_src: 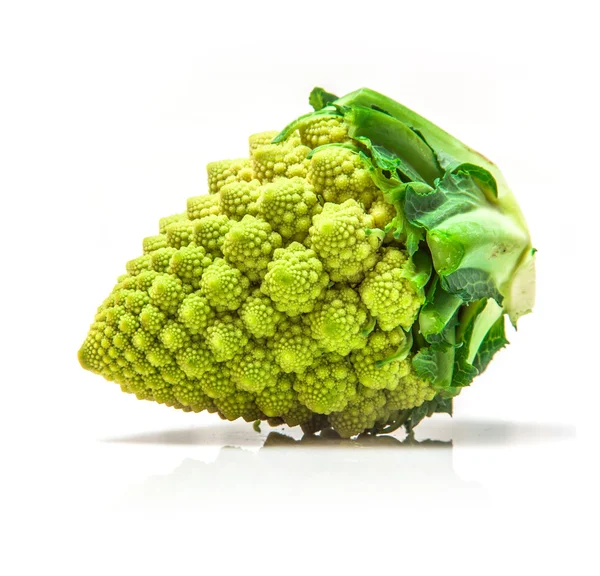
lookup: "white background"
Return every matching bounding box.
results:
[0,1,596,574]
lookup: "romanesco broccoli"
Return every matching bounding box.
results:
[79,87,535,437]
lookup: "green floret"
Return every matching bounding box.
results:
[329,385,387,438]
[187,194,221,219]
[139,303,166,334]
[148,273,185,314]
[385,360,437,410]
[270,317,322,373]
[160,364,187,385]
[238,289,284,339]
[173,379,216,412]
[230,343,280,393]
[126,254,152,276]
[222,215,282,282]
[199,366,235,399]
[159,320,189,351]
[194,214,233,256]
[359,247,424,331]
[107,307,129,332]
[293,353,357,414]
[251,133,311,182]
[112,287,133,306]
[256,373,298,417]
[207,158,254,194]
[257,177,321,241]
[104,305,125,327]
[142,235,168,254]
[219,180,261,220]
[178,292,215,334]
[165,220,196,249]
[136,270,160,292]
[78,329,108,373]
[168,244,212,288]
[146,342,173,368]
[113,330,133,351]
[132,329,154,351]
[308,199,380,283]
[368,195,397,242]
[159,213,187,234]
[299,116,350,148]
[176,341,215,378]
[281,401,313,427]
[214,389,262,422]
[307,146,379,209]
[118,312,139,334]
[307,286,369,355]
[144,372,173,395]
[261,242,329,316]
[150,247,178,273]
[200,257,250,311]
[206,314,249,362]
[124,290,149,314]
[249,131,279,153]
[117,275,138,290]
[350,328,411,390]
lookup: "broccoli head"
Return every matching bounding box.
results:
[79,87,535,437]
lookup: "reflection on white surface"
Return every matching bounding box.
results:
[122,430,477,513]
[107,418,575,517]
[104,418,575,447]
[1,418,579,576]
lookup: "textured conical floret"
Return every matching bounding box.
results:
[80,87,529,437]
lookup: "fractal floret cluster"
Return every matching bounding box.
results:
[79,87,535,437]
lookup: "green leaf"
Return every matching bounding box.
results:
[359,155,427,255]
[401,249,432,298]
[375,330,413,368]
[418,281,463,346]
[413,342,455,396]
[450,163,498,201]
[450,298,505,390]
[441,268,504,304]
[405,396,453,433]
[405,168,492,230]
[344,105,442,185]
[298,87,535,328]
[309,87,339,111]
[473,315,509,373]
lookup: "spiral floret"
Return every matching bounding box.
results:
[238,290,283,339]
[329,386,388,439]
[261,242,329,316]
[350,328,411,390]
[200,258,250,311]
[359,247,424,331]
[270,317,322,374]
[251,133,311,182]
[207,158,254,194]
[293,353,357,415]
[307,286,369,355]
[308,199,380,283]
[205,314,249,362]
[307,146,379,209]
[219,180,261,221]
[222,215,282,282]
[385,361,437,410]
[230,344,280,394]
[256,373,298,418]
[258,177,321,242]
